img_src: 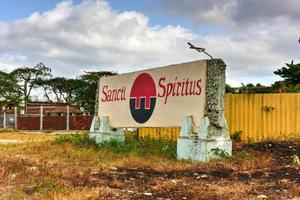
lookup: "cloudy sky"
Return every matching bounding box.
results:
[0,0,299,86]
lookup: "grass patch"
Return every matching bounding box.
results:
[53,133,177,159]
[24,178,60,194]
[53,132,94,146]
[9,178,63,199]
[0,128,15,133]
[0,132,58,141]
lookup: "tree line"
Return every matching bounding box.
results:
[226,60,300,94]
[0,63,116,113]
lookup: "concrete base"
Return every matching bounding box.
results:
[177,116,232,162]
[95,132,125,144]
[177,137,232,162]
[88,116,100,140]
[89,116,125,144]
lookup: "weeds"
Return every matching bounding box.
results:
[0,128,15,133]
[53,133,177,159]
[211,148,231,159]
[234,150,253,160]
[100,136,176,159]
[231,130,242,142]
[25,178,60,194]
[53,132,96,147]
[247,137,255,143]
[1,133,299,199]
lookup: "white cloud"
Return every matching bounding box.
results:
[155,0,300,85]
[0,0,199,77]
[0,0,299,87]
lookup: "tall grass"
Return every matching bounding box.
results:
[0,128,15,133]
[53,133,177,159]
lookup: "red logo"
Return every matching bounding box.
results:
[129,73,156,123]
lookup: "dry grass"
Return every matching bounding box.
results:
[0,130,59,141]
[0,133,299,199]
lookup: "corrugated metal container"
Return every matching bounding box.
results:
[139,93,300,142]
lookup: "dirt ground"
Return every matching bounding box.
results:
[0,132,299,200]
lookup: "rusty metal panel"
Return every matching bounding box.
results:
[17,116,93,131]
[139,93,300,142]
[139,127,180,141]
[225,93,300,142]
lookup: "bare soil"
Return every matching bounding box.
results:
[61,141,300,199]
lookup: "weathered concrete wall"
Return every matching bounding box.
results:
[205,59,229,139]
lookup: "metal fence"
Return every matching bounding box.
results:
[139,93,300,142]
[0,112,16,128]
[17,105,93,131]
[225,93,300,142]
[0,106,92,131]
[2,93,300,141]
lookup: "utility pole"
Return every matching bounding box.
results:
[187,42,213,59]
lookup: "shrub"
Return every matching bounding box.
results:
[53,132,96,147]
[231,130,242,142]
[53,133,177,159]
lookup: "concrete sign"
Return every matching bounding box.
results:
[98,60,207,130]
[90,59,232,162]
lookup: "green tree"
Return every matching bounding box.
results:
[272,81,288,92]
[225,84,235,93]
[246,83,256,94]
[274,61,300,85]
[36,77,82,103]
[273,61,300,93]
[36,70,116,113]
[74,71,117,113]
[10,63,52,113]
[0,71,21,110]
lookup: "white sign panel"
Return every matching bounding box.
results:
[98,60,207,129]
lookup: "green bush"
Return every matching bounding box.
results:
[53,132,96,147]
[99,135,176,159]
[0,128,15,133]
[53,133,176,159]
[230,130,242,142]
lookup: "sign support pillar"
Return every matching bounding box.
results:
[89,80,125,144]
[177,59,232,162]
[94,116,125,144]
[177,116,232,162]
